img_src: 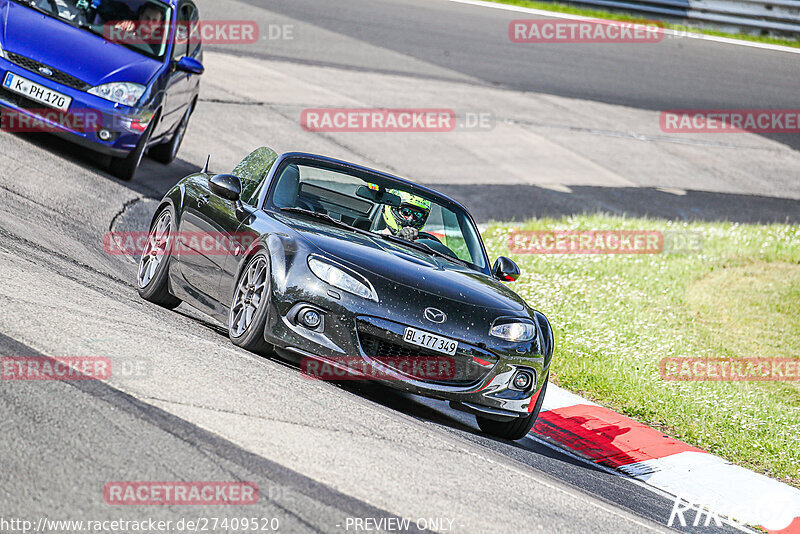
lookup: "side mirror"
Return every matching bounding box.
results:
[493,256,520,282]
[175,56,204,75]
[209,174,241,201]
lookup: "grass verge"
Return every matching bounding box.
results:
[479,0,800,49]
[481,216,800,485]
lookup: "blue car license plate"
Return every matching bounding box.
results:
[3,72,72,111]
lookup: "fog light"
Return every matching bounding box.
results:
[512,370,533,391]
[300,309,321,329]
[98,129,112,141]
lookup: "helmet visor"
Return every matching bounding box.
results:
[397,204,428,225]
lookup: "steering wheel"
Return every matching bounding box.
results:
[416,231,442,243]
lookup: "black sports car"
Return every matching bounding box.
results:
[137,147,554,440]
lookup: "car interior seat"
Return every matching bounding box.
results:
[273,164,300,208]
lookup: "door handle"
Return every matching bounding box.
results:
[197,195,210,207]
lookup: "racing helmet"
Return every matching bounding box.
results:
[382,190,431,233]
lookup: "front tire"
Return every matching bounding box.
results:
[136,206,181,309]
[109,122,153,181]
[476,374,549,440]
[228,252,272,354]
[150,107,190,164]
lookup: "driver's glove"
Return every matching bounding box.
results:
[398,226,418,241]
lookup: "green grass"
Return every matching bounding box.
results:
[482,0,800,48]
[481,216,800,485]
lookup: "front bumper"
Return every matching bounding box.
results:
[263,266,549,417]
[0,54,147,157]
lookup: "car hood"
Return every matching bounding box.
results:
[0,1,161,86]
[279,214,526,312]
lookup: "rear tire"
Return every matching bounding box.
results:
[228,252,273,354]
[136,205,181,309]
[150,107,190,164]
[476,374,549,440]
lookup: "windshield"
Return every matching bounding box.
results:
[14,0,172,59]
[268,160,490,273]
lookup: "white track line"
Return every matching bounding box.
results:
[443,0,800,55]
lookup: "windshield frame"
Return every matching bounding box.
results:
[262,155,492,275]
[9,0,174,61]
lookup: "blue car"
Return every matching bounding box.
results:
[0,0,204,180]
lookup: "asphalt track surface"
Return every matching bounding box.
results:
[0,0,796,532]
[228,0,800,151]
[199,0,800,222]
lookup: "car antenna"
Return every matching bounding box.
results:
[201,155,210,174]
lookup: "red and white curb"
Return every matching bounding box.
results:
[529,384,800,532]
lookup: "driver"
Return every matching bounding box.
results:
[381,190,431,241]
[113,3,165,47]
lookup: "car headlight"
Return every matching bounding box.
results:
[0,40,5,59]
[88,82,145,107]
[490,321,537,342]
[308,257,376,301]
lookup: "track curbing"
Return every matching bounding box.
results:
[531,383,800,532]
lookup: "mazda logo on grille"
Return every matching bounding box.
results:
[39,67,53,77]
[423,307,446,323]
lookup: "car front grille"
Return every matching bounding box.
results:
[0,87,36,110]
[360,334,419,359]
[358,331,492,387]
[5,52,90,91]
